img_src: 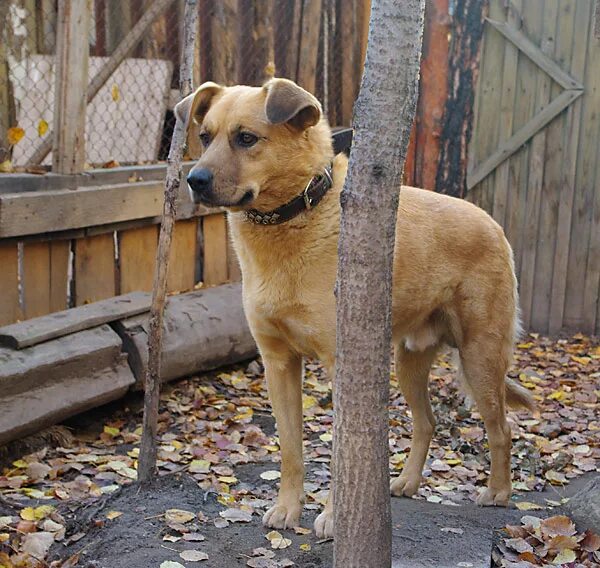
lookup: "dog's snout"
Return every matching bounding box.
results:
[187,168,213,195]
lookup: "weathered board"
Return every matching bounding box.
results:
[0,324,134,445]
[118,225,158,294]
[203,213,229,286]
[0,243,20,326]
[468,0,599,334]
[0,291,151,349]
[167,219,198,293]
[74,233,116,306]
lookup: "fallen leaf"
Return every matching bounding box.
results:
[550,549,576,564]
[541,515,576,538]
[106,511,122,520]
[21,531,54,559]
[265,530,292,549]
[7,126,25,145]
[163,535,181,543]
[165,509,196,524]
[180,550,208,562]
[111,84,120,102]
[260,470,281,481]
[515,502,544,511]
[219,508,252,523]
[37,119,48,137]
[182,533,206,542]
[160,563,186,568]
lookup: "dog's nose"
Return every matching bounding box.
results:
[187,168,213,195]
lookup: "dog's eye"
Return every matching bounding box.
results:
[236,132,258,148]
[199,132,211,147]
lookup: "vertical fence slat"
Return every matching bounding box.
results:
[23,242,51,319]
[530,1,569,333]
[0,243,20,326]
[211,0,239,84]
[52,0,90,174]
[297,0,322,93]
[203,213,229,286]
[549,0,591,334]
[119,225,159,293]
[49,240,70,312]
[167,219,198,293]
[74,233,116,305]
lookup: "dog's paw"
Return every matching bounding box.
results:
[390,474,421,497]
[263,501,302,530]
[314,510,333,539]
[476,486,511,507]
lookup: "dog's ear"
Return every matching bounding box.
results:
[174,82,223,129]
[264,78,322,130]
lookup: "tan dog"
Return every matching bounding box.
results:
[175,78,534,539]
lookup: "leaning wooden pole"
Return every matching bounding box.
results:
[332,1,425,566]
[138,0,198,483]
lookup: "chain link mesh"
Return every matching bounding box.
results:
[0,0,366,172]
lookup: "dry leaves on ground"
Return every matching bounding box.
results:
[0,333,597,567]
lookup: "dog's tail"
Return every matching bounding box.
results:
[505,377,535,411]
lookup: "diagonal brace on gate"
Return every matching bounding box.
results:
[467,18,584,190]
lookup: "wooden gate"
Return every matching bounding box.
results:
[468,0,600,335]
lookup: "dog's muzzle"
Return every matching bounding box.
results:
[187,168,213,203]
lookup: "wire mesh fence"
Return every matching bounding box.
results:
[0,0,368,173]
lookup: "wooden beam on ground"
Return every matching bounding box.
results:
[30,0,176,166]
[0,291,151,349]
[51,0,91,174]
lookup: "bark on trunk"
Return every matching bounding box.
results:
[137,0,197,484]
[332,1,424,566]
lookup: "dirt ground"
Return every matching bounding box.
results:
[46,467,596,568]
[1,333,598,567]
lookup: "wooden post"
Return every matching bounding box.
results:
[333,0,424,565]
[297,0,322,93]
[52,0,90,174]
[137,0,198,484]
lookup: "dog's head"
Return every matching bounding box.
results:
[175,78,333,210]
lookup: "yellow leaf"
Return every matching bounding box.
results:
[189,459,210,474]
[20,507,36,521]
[217,476,238,485]
[445,459,462,465]
[37,119,48,137]
[0,160,13,173]
[319,433,332,442]
[551,549,576,564]
[302,395,318,410]
[0,533,9,544]
[106,511,122,520]
[7,126,25,145]
[300,543,311,551]
[517,342,534,349]
[165,509,196,524]
[548,390,566,401]
[111,84,120,102]
[103,426,120,437]
[515,501,544,511]
[34,505,54,520]
[12,460,28,469]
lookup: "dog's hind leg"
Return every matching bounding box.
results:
[460,337,512,506]
[260,343,305,530]
[391,344,437,498]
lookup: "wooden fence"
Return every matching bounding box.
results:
[467,0,600,335]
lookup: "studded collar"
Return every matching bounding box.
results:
[244,166,333,226]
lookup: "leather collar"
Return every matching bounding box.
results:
[244,166,333,225]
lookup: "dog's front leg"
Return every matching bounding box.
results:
[261,348,304,530]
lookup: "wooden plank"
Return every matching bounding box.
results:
[211,0,239,84]
[520,0,559,331]
[0,181,165,238]
[491,0,520,228]
[487,18,582,90]
[576,15,600,331]
[74,233,116,305]
[297,0,322,93]
[0,291,151,349]
[203,213,229,286]
[548,0,591,334]
[239,0,274,84]
[49,240,70,312]
[23,242,51,319]
[52,0,90,174]
[118,225,158,293]
[532,0,577,334]
[167,219,198,293]
[0,243,20,326]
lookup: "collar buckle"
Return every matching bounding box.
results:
[303,179,314,210]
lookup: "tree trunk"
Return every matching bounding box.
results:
[332,1,424,567]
